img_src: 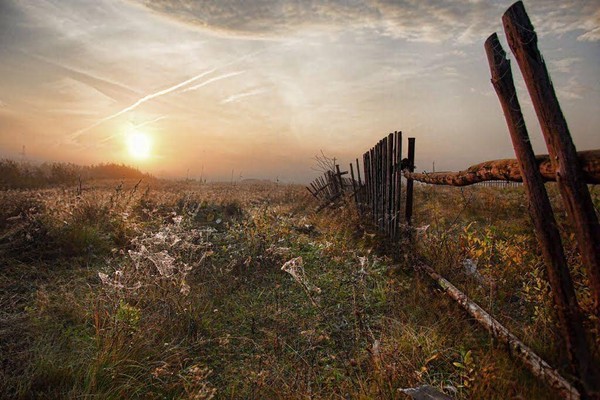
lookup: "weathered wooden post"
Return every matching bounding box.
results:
[310,182,319,198]
[486,32,594,398]
[335,164,344,195]
[363,153,369,215]
[387,133,394,236]
[370,148,376,223]
[349,162,359,211]
[405,138,415,226]
[375,140,383,229]
[382,138,387,231]
[503,1,600,321]
[356,158,362,187]
[394,131,403,237]
[355,158,363,212]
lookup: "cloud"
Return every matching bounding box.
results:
[578,26,600,42]
[28,53,141,103]
[534,1,600,42]
[131,0,600,44]
[557,76,587,101]
[131,0,493,42]
[550,57,581,73]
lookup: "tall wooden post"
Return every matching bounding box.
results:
[405,138,415,226]
[485,33,595,397]
[503,1,600,320]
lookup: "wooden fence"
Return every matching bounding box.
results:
[354,132,414,239]
[308,2,600,398]
[306,166,353,210]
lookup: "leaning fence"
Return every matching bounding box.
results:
[306,165,353,211]
[308,2,600,398]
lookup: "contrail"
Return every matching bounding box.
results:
[182,71,246,92]
[71,68,216,138]
[98,115,167,144]
[221,88,266,104]
[70,42,297,141]
[135,115,167,128]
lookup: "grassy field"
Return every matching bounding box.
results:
[1,180,598,399]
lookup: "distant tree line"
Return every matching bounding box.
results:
[0,159,153,189]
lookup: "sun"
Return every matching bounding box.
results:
[126,130,152,160]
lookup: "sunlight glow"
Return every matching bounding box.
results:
[126,130,152,160]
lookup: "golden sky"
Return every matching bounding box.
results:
[0,0,598,182]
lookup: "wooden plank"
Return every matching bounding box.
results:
[380,139,385,231]
[403,150,600,186]
[350,162,358,210]
[503,1,600,323]
[387,133,394,236]
[405,138,415,226]
[370,148,376,223]
[356,158,363,213]
[375,143,381,228]
[395,131,403,236]
[383,136,388,234]
[335,164,343,195]
[310,181,317,193]
[419,262,580,400]
[391,131,396,238]
[363,153,369,215]
[485,33,594,396]
[380,139,385,230]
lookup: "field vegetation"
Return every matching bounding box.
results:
[0,160,152,189]
[1,177,598,399]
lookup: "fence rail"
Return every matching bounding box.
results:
[404,150,600,186]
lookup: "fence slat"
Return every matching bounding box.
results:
[395,131,403,237]
[405,138,415,226]
[387,133,394,236]
[349,162,358,210]
[370,148,376,221]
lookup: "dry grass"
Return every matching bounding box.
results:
[2,179,594,399]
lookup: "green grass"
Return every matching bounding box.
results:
[2,180,595,399]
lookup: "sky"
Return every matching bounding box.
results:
[0,0,598,182]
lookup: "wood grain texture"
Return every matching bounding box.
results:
[485,32,594,397]
[503,1,600,328]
